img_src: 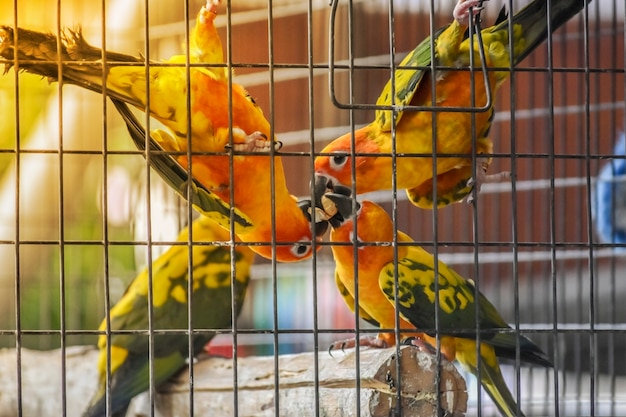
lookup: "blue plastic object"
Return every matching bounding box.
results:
[594,133,626,247]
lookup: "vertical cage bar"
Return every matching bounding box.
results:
[139,0,156,415]
[605,1,619,413]
[99,0,114,416]
[385,1,406,416]
[11,0,23,414]
[181,0,196,415]
[580,1,596,415]
[305,1,321,416]
[347,1,364,415]
[504,0,525,413]
[467,7,481,415]
[590,0,602,411]
[222,1,241,416]
[265,1,282,415]
[54,0,68,414]
[426,1,444,415]
[545,1,561,416]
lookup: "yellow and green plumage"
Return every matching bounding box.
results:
[328,199,552,417]
[315,0,589,208]
[83,216,255,417]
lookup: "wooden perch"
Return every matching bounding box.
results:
[0,345,466,417]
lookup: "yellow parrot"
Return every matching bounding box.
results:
[0,0,327,262]
[319,188,552,417]
[83,216,255,417]
[315,0,588,208]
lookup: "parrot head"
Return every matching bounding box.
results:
[240,200,330,263]
[328,199,395,244]
[315,175,393,250]
[314,128,392,195]
[325,197,400,274]
[260,186,358,263]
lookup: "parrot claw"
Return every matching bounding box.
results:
[207,0,221,15]
[463,159,511,205]
[199,0,221,23]
[328,335,388,356]
[227,131,281,153]
[453,0,487,26]
[401,337,437,354]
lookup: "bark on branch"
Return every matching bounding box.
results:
[0,345,467,417]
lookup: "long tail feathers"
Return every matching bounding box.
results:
[81,381,132,417]
[499,0,589,65]
[0,26,145,107]
[479,359,526,417]
[458,341,529,417]
[82,396,130,417]
[491,333,554,369]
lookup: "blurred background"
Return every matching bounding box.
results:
[0,0,624,415]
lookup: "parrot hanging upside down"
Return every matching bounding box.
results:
[83,216,255,417]
[317,178,553,417]
[315,0,589,208]
[0,0,328,263]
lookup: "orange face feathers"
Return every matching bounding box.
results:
[315,127,392,194]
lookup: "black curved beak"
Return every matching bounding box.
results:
[323,192,359,228]
[312,175,358,228]
[297,199,329,238]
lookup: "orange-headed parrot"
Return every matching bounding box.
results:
[315,0,588,208]
[0,0,326,262]
[318,185,552,417]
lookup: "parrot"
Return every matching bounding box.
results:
[83,215,255,417]
[317,182,552,417]
[110,97,329,261]
[315,0,589,208]
[0,0,327,262]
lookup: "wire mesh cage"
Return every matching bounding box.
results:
[0,0,624,416]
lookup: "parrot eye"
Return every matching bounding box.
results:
[291,241,312,258]
[329,153,348,170]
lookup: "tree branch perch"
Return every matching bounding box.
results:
[0,345,467,416]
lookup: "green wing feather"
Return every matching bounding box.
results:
[374,26,448,131]
[111,98,254,231]
[378,246,551,367]
[378,250,494,334]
